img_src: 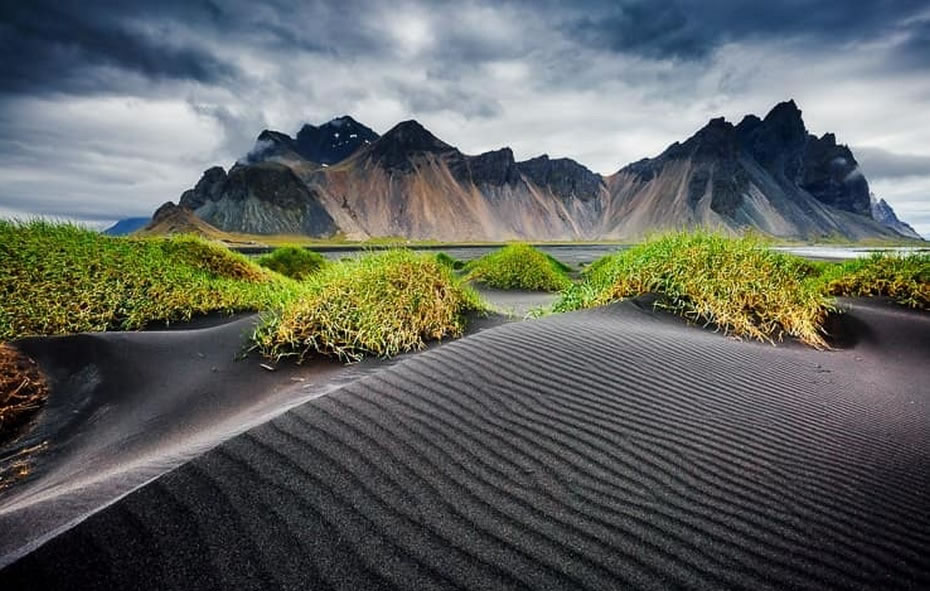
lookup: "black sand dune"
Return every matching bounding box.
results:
[0,310,509,568]
[0,317,379,566]
[3,298,930,589]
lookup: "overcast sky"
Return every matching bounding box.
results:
[2,0,929,235]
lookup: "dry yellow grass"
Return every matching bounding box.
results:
[253,250,484,362]
[1,344,49,444]
[556,232,833,348]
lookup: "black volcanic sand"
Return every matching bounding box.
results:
[0,312,508,567]
[3,298,930,589]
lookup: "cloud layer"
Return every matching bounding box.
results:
[1,0,929,234]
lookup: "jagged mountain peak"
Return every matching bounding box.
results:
[169,100,920,242]
[297,114,372,136]
[516,153,604,202]
[361,120,457,172]
[756,99,808,146]
[294,116,379,165]
[326,115,362,128]
[479,146,515,160]
[871,193,922,239]
[378,120,453,151]
[766,98,801,116]
[819,132,838,145]
[257,129,292,143]
[689,117,738,148]
[736,114,762,129]
[245,116,381,166]
[244,130,302,164]
[518,153,596,172]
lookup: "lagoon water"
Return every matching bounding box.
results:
[239,243,927,266]
[773,245,929,260]
[303,244,929,266]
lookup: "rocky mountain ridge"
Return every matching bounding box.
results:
[871,194,921,239]
[156,102,920,241]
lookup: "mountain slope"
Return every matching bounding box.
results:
[305,120,606,240]
[103,217,150,236]
[161,104,920,242]
[137,202,230,238]
[602,101,904,240]
[179,162,339,236]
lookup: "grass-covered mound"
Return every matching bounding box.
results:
[0,344,48,445]
[253,250,484,362]
[435,251,465,271]
[257,246,327,279]
[464,243,572,291]
[0,221,298,340]
[555,232,832,348]
[825,252,930,309]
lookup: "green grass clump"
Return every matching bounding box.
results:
[824,252,930,309]
[257,246,327,280]
[252,250,484,362]
[435,251,464,271]
[0,220,299,340]
[555,232,832,348]
[464,243,572,291]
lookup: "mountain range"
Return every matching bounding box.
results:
[143,102,921,241]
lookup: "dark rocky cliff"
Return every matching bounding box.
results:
[163,105,919,241]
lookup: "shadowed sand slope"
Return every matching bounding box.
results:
[3,299,929,589]
[0,317,375,566]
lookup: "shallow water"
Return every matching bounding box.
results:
[775,245,929,260]
[314,244,628,267]
[313,243,929,266]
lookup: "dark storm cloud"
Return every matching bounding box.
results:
[564,1,708,58]
[0,0,397,96]
[0,1,240,94]
[891,17,930,69]
[1,0,929,233]
[558,0,930,60]
[3,0,928,97]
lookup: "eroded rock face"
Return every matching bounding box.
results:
[179,163,338,237]
[516,155,604,203]
[740,100,808,176]
[166,106,919,241]
[295,116,379,164]
[179,166,227,210]
[364,120,456,172]
[140,201,222,236]
[151,201,183,223]
[801,133,871,217]
[605,100,911,239]
[467,148,519,187]
[872,195,922,239]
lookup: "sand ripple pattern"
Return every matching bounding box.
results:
[3,300,929,589]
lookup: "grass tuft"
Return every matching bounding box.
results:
[157,234,271,282]
[435,251,465,271]
[1,344,49,445]
[257,246,327,280]
[252,250,484,363]
[464,243,572,291]
[824,252,930,309]
[555,232,833,348]
[0,220,298,340]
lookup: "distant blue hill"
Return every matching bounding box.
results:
[103,217,150,235]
